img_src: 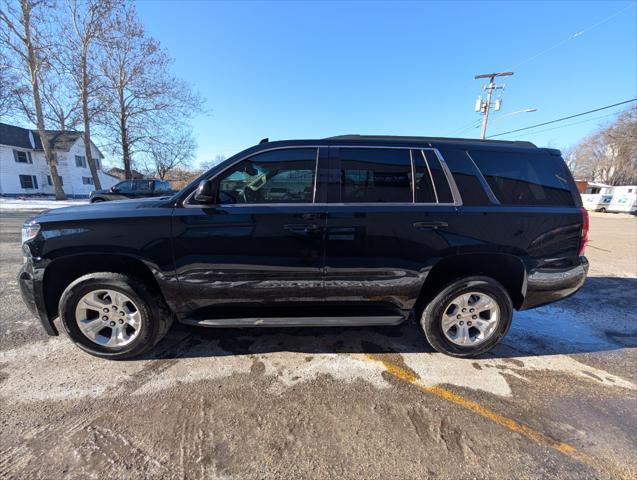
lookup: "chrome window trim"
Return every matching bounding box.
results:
[312,147,319,203]
[409,149,416,203]
[419,150,439,203]
[465,151,500,204]
[182,143,462,208]
[183,202,451,208]
[430,148,463,206]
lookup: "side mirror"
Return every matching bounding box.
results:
[194,179,217,203]
[111,186,118,192]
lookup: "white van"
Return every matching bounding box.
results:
[581,183,614,212]
[608,185,637,214]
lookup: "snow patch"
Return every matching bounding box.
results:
[0,197,88,211]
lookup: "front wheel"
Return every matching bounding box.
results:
[420,276,512,357]
[59,272,173,359]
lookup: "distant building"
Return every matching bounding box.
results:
[107,166,146,180]
[0,122,118,198]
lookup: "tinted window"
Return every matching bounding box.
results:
[424,150,453,203]
[440,149,491,205]
[116,180,133,191]
[470,150,574,206]
[412,150,436,203]
[218,148,316,204]
[135,180,154,192]
[339,148,412,203]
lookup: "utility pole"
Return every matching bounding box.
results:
[474,71,513,139]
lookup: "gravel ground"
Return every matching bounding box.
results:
[0,210,635,480]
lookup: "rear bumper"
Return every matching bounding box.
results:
[18,252,58,336]
[519,256,589,310]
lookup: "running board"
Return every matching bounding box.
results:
[180,315,405,328]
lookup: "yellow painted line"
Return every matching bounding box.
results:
[360,353,629,480]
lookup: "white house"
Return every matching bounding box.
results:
[0,122,118,198]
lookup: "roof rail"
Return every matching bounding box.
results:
[325,134,536,147]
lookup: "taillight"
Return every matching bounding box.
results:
[578,207,589,256]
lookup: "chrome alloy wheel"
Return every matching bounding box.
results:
[75,289,142,347]
[441,292,500,347]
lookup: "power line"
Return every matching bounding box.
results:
[447,118,482,136]
[503,112,620,138]
[505,3,636,71]
[486,99,636,138]
[449,4,635,136]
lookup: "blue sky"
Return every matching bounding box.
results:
[136,0,636,165]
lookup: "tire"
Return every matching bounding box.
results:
[420,276,512,357]
[91,198,105,203]
[598,207,606,213]
[58,272,173,360]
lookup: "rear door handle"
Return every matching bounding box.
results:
[413,221,448,230]
[284,223,321,234]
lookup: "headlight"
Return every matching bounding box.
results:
[21,223,40,244]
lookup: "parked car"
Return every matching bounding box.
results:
[89,179,174,202]
[19,135,589,360]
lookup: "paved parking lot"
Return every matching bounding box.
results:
[1,209,636,479]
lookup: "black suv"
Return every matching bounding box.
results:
[19,135,589,359]
[90,179,174,202]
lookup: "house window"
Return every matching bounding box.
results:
[75,155,87,167]
[47,175,63,186]
[82,176,94,185]
[19,174,38,189]
[13,150,33,164]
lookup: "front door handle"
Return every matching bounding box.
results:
[413,221,448,230]
[284,223,321,235]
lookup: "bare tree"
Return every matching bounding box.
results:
[0,47,19,119]
[1,0,66,199]
[60,0,122,189]
[98,4,203,179]
[143,128,196,180]
[39,62,82,130]
[200,154,227,171]
[567,107,637,185]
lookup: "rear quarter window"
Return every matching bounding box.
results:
[469,150,575,206]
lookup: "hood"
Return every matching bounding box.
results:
[33,197,174,223]
[90,188,111,195]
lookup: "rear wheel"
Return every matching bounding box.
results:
[59,272,173,359]
[420,276,512,357]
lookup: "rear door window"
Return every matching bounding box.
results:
[470,150,575,206]
[338,148,412,203]
[411,150,437,203]
[414,150,453,203]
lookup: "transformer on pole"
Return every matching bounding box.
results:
[474,72,513,139]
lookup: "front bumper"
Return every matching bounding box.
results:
[520,256,589,310]
[18,252,58,336]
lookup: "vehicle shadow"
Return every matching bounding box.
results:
[144,276,637,361]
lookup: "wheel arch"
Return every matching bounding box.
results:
[414,253,527,315]
[42,253,169,322]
